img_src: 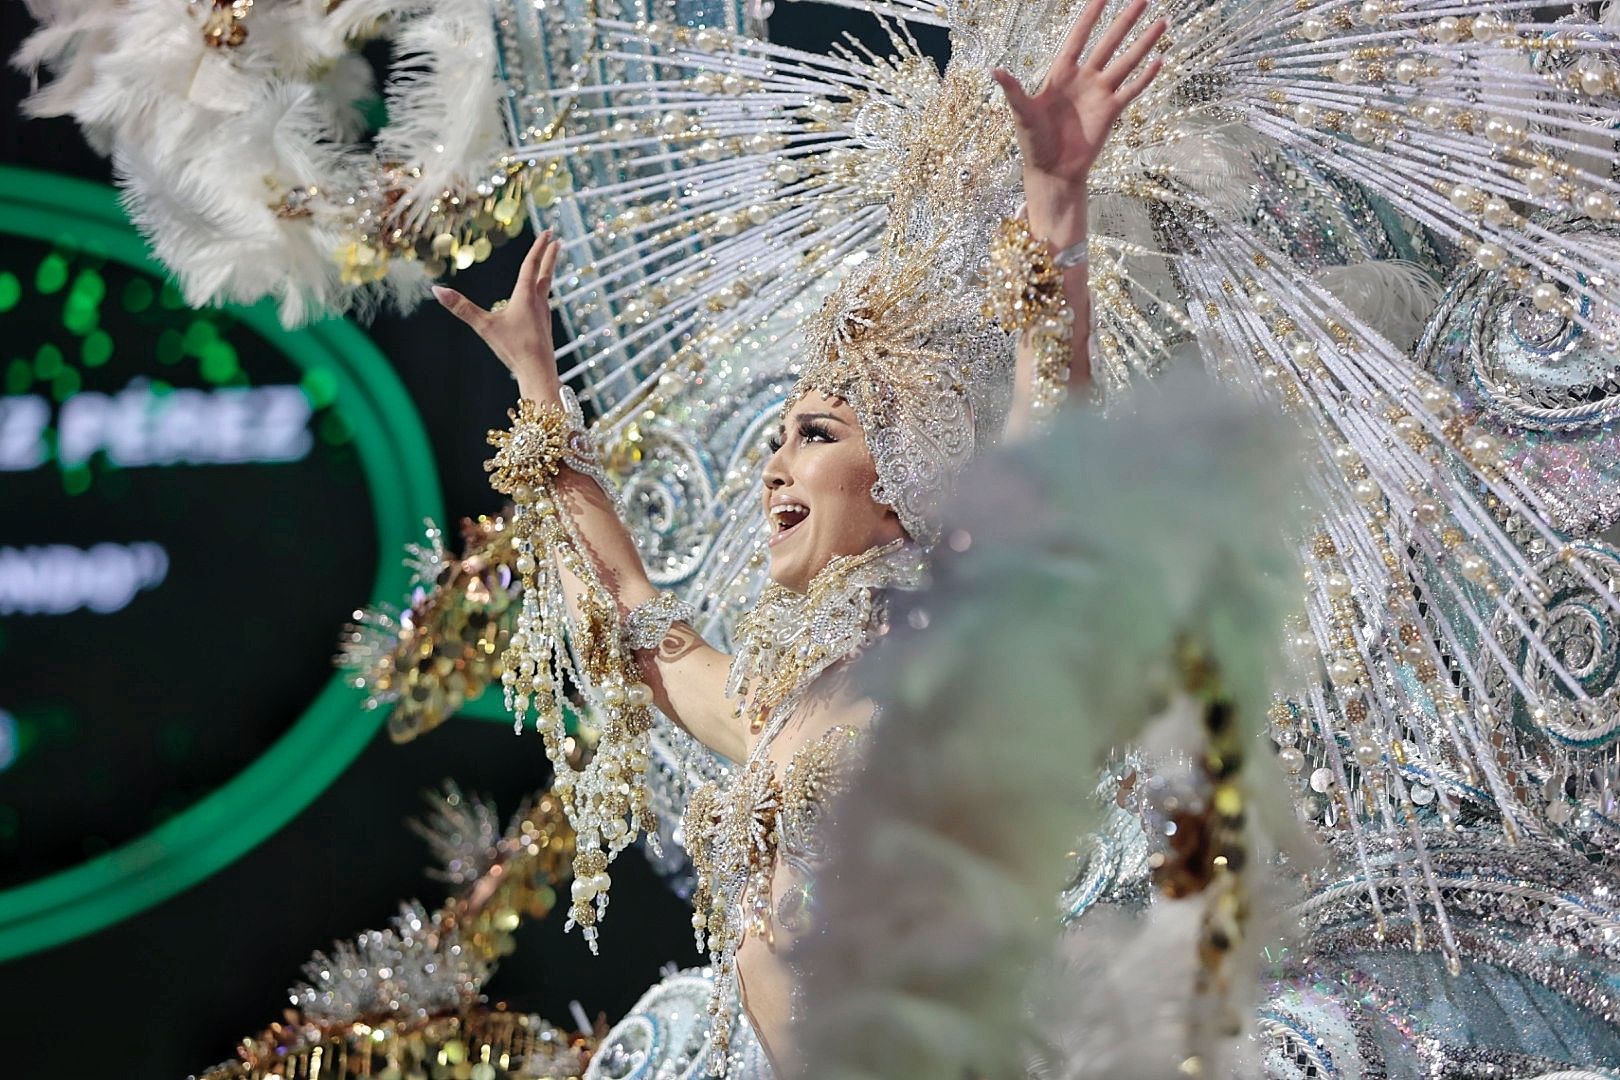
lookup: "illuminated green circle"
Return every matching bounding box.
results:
[0,167,443,960]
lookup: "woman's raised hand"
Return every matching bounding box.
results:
[992,0,1166,243]
[433,230,563,402]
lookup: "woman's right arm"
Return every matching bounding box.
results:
[434,232,748,762]
[993,0,1165,437]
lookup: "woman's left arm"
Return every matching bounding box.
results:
[993,0,1166,435]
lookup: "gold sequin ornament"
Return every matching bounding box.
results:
[198,0,252,48]
[684,542,918,1074]
[685,726,866,1073]
[1144,639,1253,1071]
[485,391,660,952]
[985,214,1077,420]
[337,515,517,744]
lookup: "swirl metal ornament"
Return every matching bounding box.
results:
[607,418,720,586]
[1482,543,1620,839]
[1416,217,1620,538]
[1465,220,1620,430]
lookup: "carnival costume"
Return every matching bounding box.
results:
[476,134,1022,1070]
[21,0,1620,1075]
[497,0,1620,1067]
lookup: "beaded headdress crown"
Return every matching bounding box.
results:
[784,56,1027,545]
[793,227,1017,544]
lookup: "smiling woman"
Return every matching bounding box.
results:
[760,394,905,594]
[427,0,1161,1069]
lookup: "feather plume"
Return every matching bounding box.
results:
[115,81,358,325]
[373,0,508,231]
[792,374,1317,1080]
[1314,260,1443,350]
[1035,902,1260,1080]
[1138,121,1264,215]
[14,0,512,324]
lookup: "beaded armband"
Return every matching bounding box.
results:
[985,214,1080,419]
[484,388,659,953]
[622,591,699,652]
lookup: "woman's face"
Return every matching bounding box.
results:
[762,392,906,593]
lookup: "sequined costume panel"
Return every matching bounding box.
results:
[684,723,867,979]
[583,969,777,1080]
[1067,770,1620,1079]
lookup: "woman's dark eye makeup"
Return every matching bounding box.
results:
[799,418,836,443]
[767,416,839,452]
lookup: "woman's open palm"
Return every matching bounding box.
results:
[993,0,1167,186]
[434,230,563,400]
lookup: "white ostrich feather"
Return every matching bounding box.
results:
[1314,260,1443,351]
[117,82,358,324]
[310,52,379,144]
[14,0,121,147]
[21,1,209,146]
[375,0,508,232]
[1035,902,1254,1080]
[793,375,1316,1080]
[1139,122,1264,215]
[15,0,509,324]
[322,0,424,41]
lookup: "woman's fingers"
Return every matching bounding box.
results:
[1117,53,1165,105]
[535,234,561,295]
[1084,0,1149,73]
[991,67,1034,118]
[1101,16,1166,90]
[432,284,488,330]
[513,229,553,297]
[1053,0,1110,73]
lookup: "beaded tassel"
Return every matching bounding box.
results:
[486,393,660,951]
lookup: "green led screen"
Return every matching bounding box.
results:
[0,168,443,959]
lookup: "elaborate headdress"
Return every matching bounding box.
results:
[695,40,1029,546]
[792,234,1016,543]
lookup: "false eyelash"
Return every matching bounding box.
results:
[767,419,837,453]
[799,419,836,443]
